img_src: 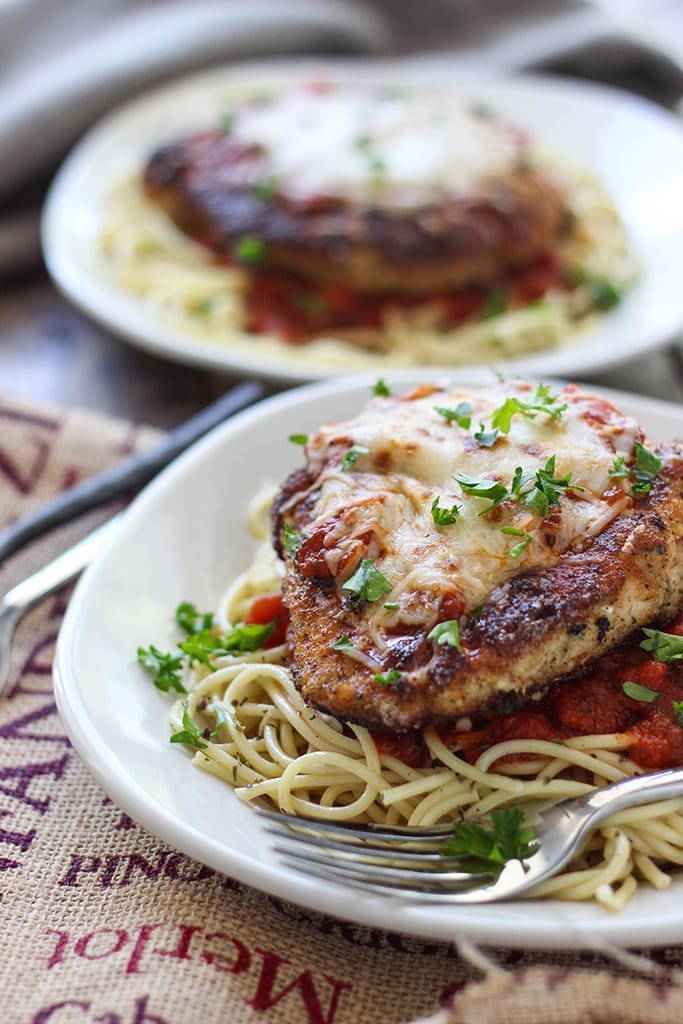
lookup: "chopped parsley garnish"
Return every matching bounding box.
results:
[442,807,539,877]
[342,559,393,603]
[490,384,567,434]
[431,496,461,527]
[609,444,660,495]
[609,456,630,479]
[427,620,462,650]
[640,628,683,662]
[288,433,308,446]
[190,297,214,316]
[631,442,661,495]
[369,155,387,179]
[283,524,303,560]
[473,423,499,448]
[623,681,660,703]
[170,702,226,750]
[374,669,402,686]
[219,111,234,134]
[453,473,509,514]
[175,601,213,635]
[340,444,370,471]
[179,621,275,665]
[521,455,582,518]
[234,236,265,266]
[333,634,356,652]
[570,268,622,310]
[435,402,472,430]
[499,526,531,559]
[251,176,279,201]
[373,378,391,397]
[353,134,387,182]
[137,645,186,694]
[471,101,495,120]
[482,287,507,320]
[491,382,565,434]
[383,602,399,610]
[673,701,683,727]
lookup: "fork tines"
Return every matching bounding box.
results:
[255,806,493,896]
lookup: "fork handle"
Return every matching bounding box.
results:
[567,766,683,825]
[2,517,118,615]
[0,380,263,564]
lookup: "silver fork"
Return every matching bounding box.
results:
[258,766,683,902]
[0,517,119,696]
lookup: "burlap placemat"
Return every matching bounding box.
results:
[1,392,682,1024]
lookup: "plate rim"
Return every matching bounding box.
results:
[54,369,683,950]
[41,57,683,386]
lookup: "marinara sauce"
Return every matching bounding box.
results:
[449,622,683,772]
[240,252,565,344]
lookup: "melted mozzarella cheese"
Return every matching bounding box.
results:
[231,85,522,208]
[303,381,641,621]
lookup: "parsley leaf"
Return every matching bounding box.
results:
[491,384,567,434]
[482,287,507,320]
[333,634,355,651]
[283,523,303,560]
[170,701,226,750]
[341,444,370,471]
[640,628,683,662]
[234,236,265,266]
[251,176,279,201]
[427,620,462,650]
[288,433,308,446]
[434,402,472,430]
[431,496,461,527]
[473,423,499,448]
[179,622,275,665]
[219,111,234,134]
[510,466,535,499]
[570,268,622,310]
[608,456,629,479]
[499,526,531,559]
[170,703,208,750]
[631,442,661,495]
[623,681,660,703]
[374,669,402,686]
[175,601,213,635]
[453,473,509,514]
[342,560,393,603]
[373,378,391,397]
[522,455,582,518]
[673,701,683,727]
[442,807,539,877]
[137,645,186,694]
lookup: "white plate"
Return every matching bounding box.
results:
[43,59,683,386]
[55,369,683,949]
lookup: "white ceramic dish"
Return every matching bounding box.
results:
[42,59,683,386]
[54,370,683,949]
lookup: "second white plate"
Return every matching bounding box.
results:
[43,59,683,385]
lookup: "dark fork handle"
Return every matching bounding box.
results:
[0,379,263,563]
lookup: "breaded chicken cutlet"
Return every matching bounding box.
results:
[272,380,683,731]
